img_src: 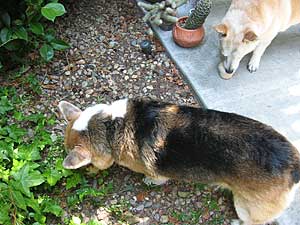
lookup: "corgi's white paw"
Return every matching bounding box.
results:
[143,176,169,186]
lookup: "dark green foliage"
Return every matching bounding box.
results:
[0,0,69,71]
[0,87,66,225]
[184,0,212,30]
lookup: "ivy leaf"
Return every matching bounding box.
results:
[0,96,13,114]
[56,158,73,177]
[13,164,45,197]
[0,28,10,43]
[26,197,41,213]
[0,141,14,160]
[30,22,44,35]
[12,189,27,210]
[0,12,11,27]
[0,205,10,225]
[50,39,69,50]
[6,125,26,141]
[43,168,62,186]
[39,44,54,61]
[41,3,66,22]
[66,173,82,190]
[14,27,28,41]
[33,212,46,224]
[44,32,55,42]
[17,144,41,161]
[43,200,63,216]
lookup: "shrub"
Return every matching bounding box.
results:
[0,0,69,71]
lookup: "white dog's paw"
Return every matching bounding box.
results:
[230,219,242,225]
[218,63,234,80]
[143,176,169,186]
[247,58,260,73]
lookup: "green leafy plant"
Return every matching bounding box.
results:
[0,87,68,225]
[0,0,69,70]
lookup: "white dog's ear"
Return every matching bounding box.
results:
[214,24,228,37]
[58,101,82,122]
[243,30,257,42]
[63,146,92,169]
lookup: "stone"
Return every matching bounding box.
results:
[160,215,169,223]
[178,191,190,198]
[77,59,85,65]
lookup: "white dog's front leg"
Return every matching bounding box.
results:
[247,40,272,73]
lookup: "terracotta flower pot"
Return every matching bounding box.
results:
[172,16,205,48]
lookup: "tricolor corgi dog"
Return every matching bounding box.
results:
[58,98,300,225]
[215,0,300,79]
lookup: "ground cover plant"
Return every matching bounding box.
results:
[0,80,115,225]
[0,0,69,71]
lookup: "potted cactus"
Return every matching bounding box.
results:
[173,0,212,48]
[138,0,187,31]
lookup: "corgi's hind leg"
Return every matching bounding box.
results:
[247,39,273,73]
[233,196,253,225]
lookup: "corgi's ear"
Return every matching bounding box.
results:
[214,24,228,37]
[58,101,82,122]
[243,30,257,42]
[63,146,92,169]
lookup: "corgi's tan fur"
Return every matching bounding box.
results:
[215,0,300,79]
[58,99,300,225]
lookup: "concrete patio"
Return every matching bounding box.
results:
[140,0,300,224]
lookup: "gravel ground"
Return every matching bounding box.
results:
[27,0,237,224]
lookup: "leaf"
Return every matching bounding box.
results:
[0,205,10,224]
[12,190,27,210]
[50,39,69,50]
[41,3,66,22]
[33,212,46,224]
[0,12,11,27]
[43,201,63,216]
[30,22,44,35]
[39,44,54,61]
[66,173,82,189]
[0,61,2,69]
[0,141,14,160]
[43,168,62,186]
[25,197,41,213]
[55,158,73,177]
[6,125,26,141]
[17,144,41,161]
[14,27,28,41]
[44,32,55,42]
[12,164,45,197]
[0,96,13,114]
[0,28,10,43]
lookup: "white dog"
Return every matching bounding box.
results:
[215,0,300,79]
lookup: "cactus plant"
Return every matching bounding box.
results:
[138,0,187,26]
[184,0,212,30]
